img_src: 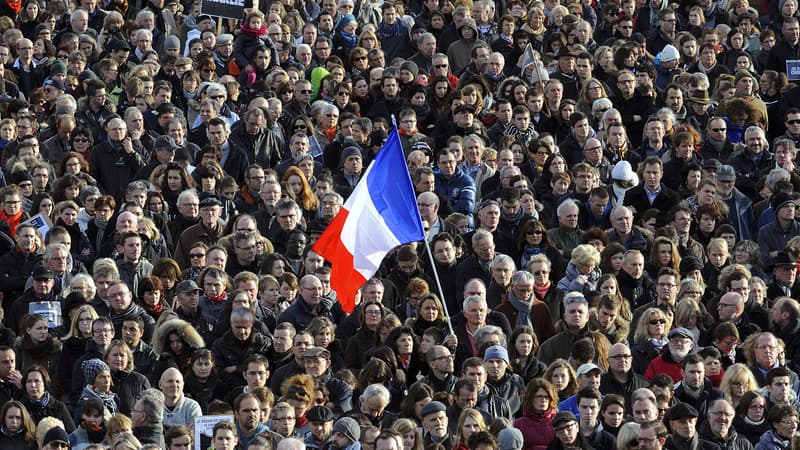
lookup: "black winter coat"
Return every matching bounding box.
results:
[111,369,151,416]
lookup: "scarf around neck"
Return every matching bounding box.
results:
[508,291,533,329]
[378,20,402,38]
[240,23,267,37]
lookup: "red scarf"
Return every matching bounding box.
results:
[0,209,23,238]
[239,186,256,206]
[206,290,227,304]
[7,0,21,14]
[534,280,551,300]
[322,126,337,143]
[240,23,267,37]
[145,301,164,315]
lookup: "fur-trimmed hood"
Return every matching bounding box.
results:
[152,318,205,355]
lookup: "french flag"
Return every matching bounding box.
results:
[313,126,425,313]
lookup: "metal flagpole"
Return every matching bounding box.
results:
[421,234,455,337]
[390,113,456,337]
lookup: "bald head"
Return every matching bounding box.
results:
[718,292,744,321]
[116,211,138,232]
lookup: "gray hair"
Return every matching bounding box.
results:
[199,98,221,113]
[177,189,199,206]
[230,307,255,323]
[462,294,487,311]
[745,125,766,141]
[556,199,580,217]
[765,168,791,188]
[610,205,632,220]
[275,198,301,217]
[320,102,339,117]
[71,8,88,21]
[463,134,484,150]
[233,231,256,247]
[138,389,164,423]
[474,325,506,347]
[472,228,493,247]
[44,243,68,260]
[124,107,143,122]
[601,107,621,122]
[322,191,343,205]
[489,254,515,271]
[64,273,97,299]
[655,107,676,124]
[362,383,390,404]
[499,165,520,178]
[206,82,227,98]
[512,270,535,286]
[135,9,155,22]
[277,438,307,450]
[134,28,152,41]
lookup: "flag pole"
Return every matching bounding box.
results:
[390,114,457,338]
[421,237,455,337]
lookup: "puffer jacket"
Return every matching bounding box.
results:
[755,430,791,450]
[151,319,205,357]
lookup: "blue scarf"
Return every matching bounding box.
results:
[338,29,357,50]
[378,20,402,38]
[30,391,50,408]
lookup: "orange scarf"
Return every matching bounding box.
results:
[0,209,23,238]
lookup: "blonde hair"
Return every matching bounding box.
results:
[571,244,601,266]
[634,308,670,342]
[707,237,730,257]
[719,363,759,405]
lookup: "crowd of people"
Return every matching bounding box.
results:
[3,0,800,448]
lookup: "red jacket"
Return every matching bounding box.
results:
[644,354,684,382]
[514,409,556,450]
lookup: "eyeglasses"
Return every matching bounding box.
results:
[609,354,633,360]
[211,95,225,100]
[781,420,799,426]
[648,319,667,325]
[190,253,205,258]
[434,354,454,361]
[554,422,576,433]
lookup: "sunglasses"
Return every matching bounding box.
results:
[526,229,543,235]
[73,138,88,143]
[649,319,667,325]
[788,120,800,125]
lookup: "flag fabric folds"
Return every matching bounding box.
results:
[312,126,425,313]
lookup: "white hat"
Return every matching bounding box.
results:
[659,44,680,62]
[611,161,639,185]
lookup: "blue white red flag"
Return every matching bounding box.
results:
[312,126,425,313]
